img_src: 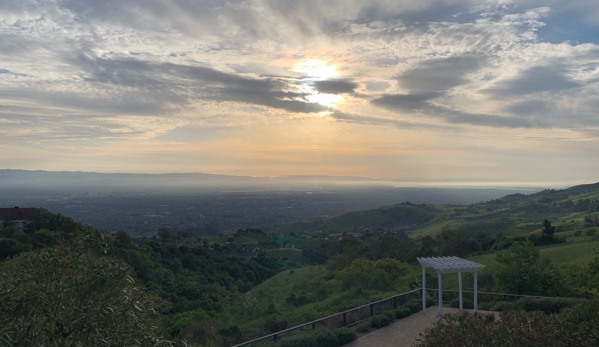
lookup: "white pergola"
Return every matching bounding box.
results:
[417,256,485,317]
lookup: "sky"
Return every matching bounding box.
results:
[1,0,599,186]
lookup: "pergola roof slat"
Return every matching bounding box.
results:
[417,256,484,274]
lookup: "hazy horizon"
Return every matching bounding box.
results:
[1,168,594,190]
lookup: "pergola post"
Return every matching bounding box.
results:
[474,271,478,312]
[422,266,426,312]
[458,271,463,310]
[437,272,442,317]
[416,256,484,315]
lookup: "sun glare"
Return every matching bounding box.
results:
[294,60,338,79]
[293,60,343,107]
[307,92,343,107]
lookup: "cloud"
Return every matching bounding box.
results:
[366,82,391,91]
[371,93,440,111]
[79,56,328,113]
[328,111,446,130]
[396,56,483,94]
[485,66,581,97]
[312,79,358,94]
[371,93,539,128]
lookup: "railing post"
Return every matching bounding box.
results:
[370,304,374,316]
[312,322,316,330]
[274,334,277,342]
[343,312,347,326]
[394,296,397,309]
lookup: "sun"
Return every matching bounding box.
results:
[293,60,343,107]
[307,92,343,107]
[294,60,338,79]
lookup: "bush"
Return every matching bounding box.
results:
[426,298,436,307]
[478,301,494,311]
[406,300,422,313]
[265,319,288,333]
[354,321,370,333]
[371,314,392,329]
[586,229,597,236]
[315,329,338,347]
[516,297,586,314]
[574,230,582,237]
[281,328,339,347]
[415,300,599,347]
[384,310,395,321]
[491,301,514,312]
[333,327,357,345]
[450,298,474,309]
[394,307,413,319]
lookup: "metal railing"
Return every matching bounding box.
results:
[231,288,422,347]
[427,289,564,302]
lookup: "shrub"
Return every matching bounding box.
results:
[516,297,586,314]
[354,321,370,333]
[450,298,474,309]
[491,301,514,312]
[281,328,339,347]
[394,307,413,319]
[406,300,422,313]
[478,301,494,311]
[371,314,392,329]
[574,230,582,237]
[384,310,395,321]
[415,300,599,347]
[315,329,339,347]
[280,332,313,347]
[586,229,597,236]
[333,327,357,345]
[265,319,288,333]
[426,298,436,307]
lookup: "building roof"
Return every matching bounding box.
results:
[417,256,484,274]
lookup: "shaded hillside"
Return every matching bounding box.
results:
[264,204,440,235]
[263,182,599,240]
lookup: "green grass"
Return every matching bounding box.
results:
[265,204,440,235]
[248,265,327,302]
[468,239,599,271]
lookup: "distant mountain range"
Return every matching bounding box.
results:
[0,169,580,191]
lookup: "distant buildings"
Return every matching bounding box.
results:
[0,206,36,231]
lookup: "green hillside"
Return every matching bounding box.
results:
[264,182,599,241]
[264,204,441,235]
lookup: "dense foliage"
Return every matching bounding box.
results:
[0,231,167,347]
[416,299,599,347]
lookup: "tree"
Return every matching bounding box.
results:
[542,219,555,237]
[434,229,472,258]
[494,241,563,296]
[0,234,168,347]
[114,230,133,248]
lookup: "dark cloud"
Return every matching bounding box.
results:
[312,79,358,94]
[328,111,446,130]
[371,93,539,128]
[366,81,391,91]
[484,66,580,97]
[370,93,440,110]
[396,56,482,93]
[74,55,327,114]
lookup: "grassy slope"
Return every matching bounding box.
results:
[261,182,599,240]
[264,204,442,235]
[469,238,599,269]
[248,266,327,302]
